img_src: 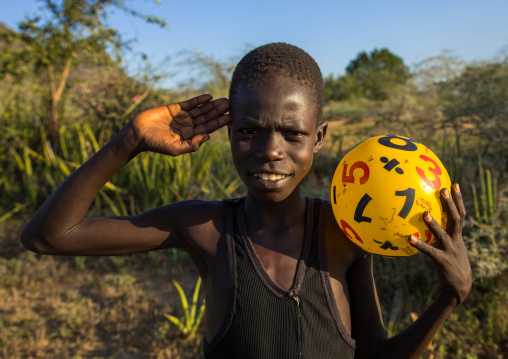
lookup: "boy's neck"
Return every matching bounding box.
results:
[243,190,307,234]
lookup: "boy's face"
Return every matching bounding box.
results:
[229,75,327,203]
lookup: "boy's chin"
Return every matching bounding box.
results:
[247,189,301,204]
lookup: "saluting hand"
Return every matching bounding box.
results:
[127,94,230,156]
[408,184,472,305]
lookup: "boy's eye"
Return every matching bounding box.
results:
[239,128,258,135]
[285,131,305,140]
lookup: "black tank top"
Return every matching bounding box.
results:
[204,197,356,358]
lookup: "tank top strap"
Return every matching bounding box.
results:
[317,200,357,349]
[203,198,240,353]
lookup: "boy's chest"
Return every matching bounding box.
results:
[200,204,356,340]
[250,230,354,336]
[251,240,302,292]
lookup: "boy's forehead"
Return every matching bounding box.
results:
[231,77,320,126]
[232,75,311,104]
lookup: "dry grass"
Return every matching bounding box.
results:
[0,224,205,359]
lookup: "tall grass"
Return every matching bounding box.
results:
[1,115,243,222]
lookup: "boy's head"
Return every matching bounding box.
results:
[229,43,324,125]
[227,43,327,203]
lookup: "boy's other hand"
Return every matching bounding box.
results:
[408,184,472,306]
[127,94,230,156]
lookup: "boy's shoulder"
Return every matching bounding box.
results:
[150,199,227,237]
[155,199,229,257]
[167,198,226,212]
[314,197,366,264]
[149,199,225,225]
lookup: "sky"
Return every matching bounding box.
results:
[2,0,507,88]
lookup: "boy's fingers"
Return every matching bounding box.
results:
[190,134,210,149]
[423,211,452,250]
[440,188,461,239]
[191,98,230,124]
[179,94,213,111]
[452,183,466,227]
[408,235,441,259]
[196,114,231,135]
[175,134,210,153]
[188,99,219,119]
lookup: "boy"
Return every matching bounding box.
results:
[22,43,472,358]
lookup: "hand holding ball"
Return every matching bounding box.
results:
[331,135,451,256]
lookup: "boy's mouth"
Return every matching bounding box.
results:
[252,172,290,181]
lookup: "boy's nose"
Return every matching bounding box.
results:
[257,132,284,161]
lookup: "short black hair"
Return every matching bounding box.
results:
[229,43,324,123]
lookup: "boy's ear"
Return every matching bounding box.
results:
[313,121,328,154]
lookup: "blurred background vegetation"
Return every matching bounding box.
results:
[0,1,506,358]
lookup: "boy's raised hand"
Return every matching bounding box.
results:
[20,94,229,255]
[128,94,230,156]
[409,184,472,305]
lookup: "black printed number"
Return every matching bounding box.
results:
[378,135,418,152]
[354,194,373,223]
[395,188,415,219]
[352,188,415,223]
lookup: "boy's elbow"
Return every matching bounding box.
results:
[20,227,52,254]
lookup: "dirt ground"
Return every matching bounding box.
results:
[0,222,206,359]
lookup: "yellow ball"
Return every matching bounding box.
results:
[330,135,451,257]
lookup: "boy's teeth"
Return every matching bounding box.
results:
[255,173,287,180]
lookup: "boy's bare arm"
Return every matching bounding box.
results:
[21,95,230,255]
[349,184,472,358]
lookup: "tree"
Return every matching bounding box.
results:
[411,50,465,93]
[324,73,362,102]
[0,0,168,146]
[346,48,410,100]
[440,61,508,170]
[175,50,238,100]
